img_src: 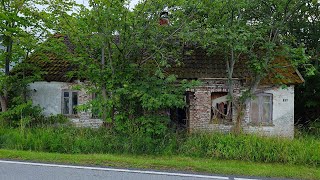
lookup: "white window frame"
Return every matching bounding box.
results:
[62,90,79,115]
[250,93,273,125]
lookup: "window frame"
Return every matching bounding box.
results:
[250,93,273,125]
[61,90,79,116]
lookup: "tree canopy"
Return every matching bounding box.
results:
[1,0,319,129]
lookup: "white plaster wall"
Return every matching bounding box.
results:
[28,81,67,116]
[205,85,295,138]
[28,81,103,128]
[245,85,295,138]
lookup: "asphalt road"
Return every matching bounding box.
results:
[0,160,286,180]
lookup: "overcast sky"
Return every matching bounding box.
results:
[74,0,140,9]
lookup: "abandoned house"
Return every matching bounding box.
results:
[21,34,304,138]
[169,47,304,138]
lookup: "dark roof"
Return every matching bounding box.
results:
[26,34,76,82]
[22,35,304,85]
[168,47,304,85]
[168,47,249,79]
[28,52,75,82]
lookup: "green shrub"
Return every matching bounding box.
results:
[0,101,44,128]
[0,101,68,128]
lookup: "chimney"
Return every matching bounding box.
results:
[113,30,120,44]
[159,11,169,25]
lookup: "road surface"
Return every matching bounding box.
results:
[0,160,287,180]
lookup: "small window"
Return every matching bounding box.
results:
[62,90,78,115]
[250,93,272,125]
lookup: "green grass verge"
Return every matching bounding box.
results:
[0,149,319,180]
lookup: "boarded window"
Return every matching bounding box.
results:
[62,90,78,115]
[250,93,272,124]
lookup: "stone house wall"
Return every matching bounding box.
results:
[28,80,295,137]
[28,81,103,128]
[187,79,295,138]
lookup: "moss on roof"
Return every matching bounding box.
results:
[25,34,76,82]
[167,47,304,85]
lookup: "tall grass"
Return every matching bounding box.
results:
[0,127,178,155]
[0,127,319,167]
[181,132,320,166]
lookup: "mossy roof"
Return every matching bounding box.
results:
[168,47,304,85]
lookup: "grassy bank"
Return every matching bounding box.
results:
[0,149,319,180]
[0,127,319,167]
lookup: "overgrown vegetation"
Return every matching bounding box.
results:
[0,126,319,167]
[1,0,319,130]
[0,102,68,128]
[1,2,320,178]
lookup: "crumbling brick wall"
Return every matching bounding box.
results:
[188,79,241,131]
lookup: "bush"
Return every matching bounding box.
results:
[0,101,44,127]
[0,101,68,128]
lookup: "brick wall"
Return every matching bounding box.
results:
[187,79,295,138]
[188,79,242,131]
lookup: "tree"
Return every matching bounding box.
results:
[0,0,47,112]
[181,0,310,133]
[288,1,320,125]
[43,0,197,126]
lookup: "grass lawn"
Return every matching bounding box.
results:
[0,149,318,180]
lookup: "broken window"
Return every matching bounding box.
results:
[62,90,78,115]
[211,92,232,124]
[250,93,272,125]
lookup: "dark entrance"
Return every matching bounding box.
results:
[170,92,193,129]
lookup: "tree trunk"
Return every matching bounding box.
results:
[101,44,108,123]
[233,75,262,134]
[0,36,13,112]
[0,95,8,112]
[107,41,115,124]
[233,102,244,134]
[227,48,241,133]
[5,36,13,76]
[227,48,235,111]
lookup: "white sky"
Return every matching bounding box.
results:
[36,0,140,11]
[75,0,140,9]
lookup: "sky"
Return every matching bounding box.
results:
[36,0,140,11]
[75,0,140,9]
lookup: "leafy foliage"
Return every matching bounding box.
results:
[0,0,318,130]
[177,0,312,131]
[40,0,198,125]
[290,1,320,125]
[0,0,49,112]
